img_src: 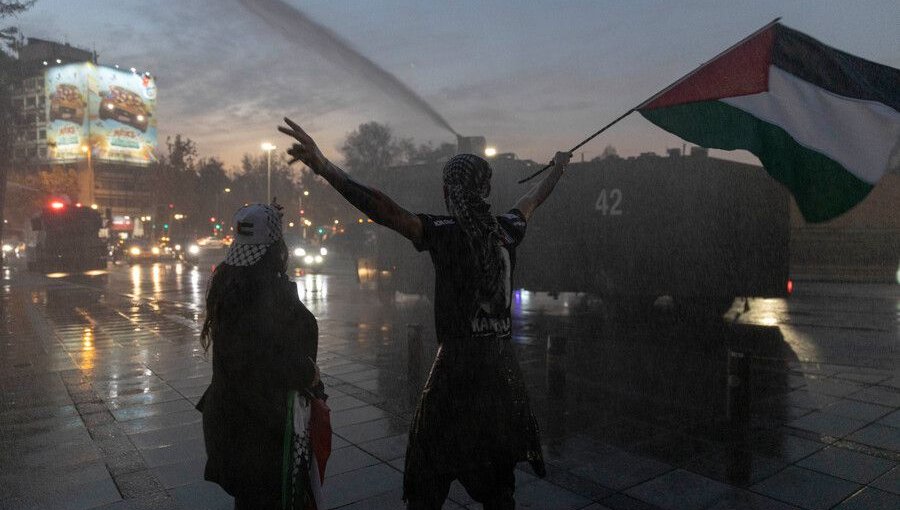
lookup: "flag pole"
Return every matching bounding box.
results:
[518,17,781,184]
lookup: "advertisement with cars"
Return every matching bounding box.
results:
[45,63,90,162]
[88,65,157,164]
[45,63,157,165]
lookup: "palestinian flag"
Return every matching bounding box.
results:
[639,22,900,222]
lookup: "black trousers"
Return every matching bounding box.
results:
[406,462,516,510]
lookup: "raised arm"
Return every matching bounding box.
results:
[513,151,572,222]
[278,118,423,245]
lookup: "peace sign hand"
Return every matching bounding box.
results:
[278,117,327,174]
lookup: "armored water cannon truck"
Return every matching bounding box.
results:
[27,200,107,273]
[354,148,791,316]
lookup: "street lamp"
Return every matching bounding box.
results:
[216,187,231,224]
[81,144,94,205]
[261,142,276,203]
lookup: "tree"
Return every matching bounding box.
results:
[599,144,619,160]
[0,1,33,52]
[402,141,456,165]
[197,157,229,226]
[339,121,402,180]
[152,135,200,235]
[0,1,36,264]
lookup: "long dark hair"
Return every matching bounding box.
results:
[201,239,289,352]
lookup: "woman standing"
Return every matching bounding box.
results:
[279,118,570,509]
[198,203,323,510]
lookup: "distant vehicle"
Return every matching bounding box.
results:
[2,227,27,262]
[170,238,202,264]
[27,201,106,273]
[352,150,790,315]
[49,83,86,123]
[196,236,227,249]
[99,85,150,132]
[285,234,329,271]
[2,241,25,260]
[123,239,158,264]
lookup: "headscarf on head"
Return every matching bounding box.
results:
[224,202,284,267]
[442,154,506,311]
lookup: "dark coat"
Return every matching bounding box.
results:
[197,277,318,499]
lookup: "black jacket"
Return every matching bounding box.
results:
[197,277,319,499]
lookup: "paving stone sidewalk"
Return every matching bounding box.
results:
[1,270,898,510]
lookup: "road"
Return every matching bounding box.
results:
[1,256,898,510]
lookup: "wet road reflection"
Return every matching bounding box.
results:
[6,259,898,508]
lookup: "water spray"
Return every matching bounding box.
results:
[238,0,459,137]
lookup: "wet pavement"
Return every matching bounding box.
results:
[1,256,898,510]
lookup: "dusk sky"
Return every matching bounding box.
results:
[14,0,899,170]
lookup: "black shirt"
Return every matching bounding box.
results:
[413,209,527,341]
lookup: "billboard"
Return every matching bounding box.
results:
[45,63,90,161]
[45,63,157,165]
[88,66,157,164]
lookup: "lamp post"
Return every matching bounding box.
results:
[261,142,276,203]
[81,144,94,206]
[215,187,231,223]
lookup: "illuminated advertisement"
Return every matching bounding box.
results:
[45,64,89,161]
[45,63,157,165]
[88,66,157,164]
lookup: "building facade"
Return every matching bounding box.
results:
[9,38,154,217]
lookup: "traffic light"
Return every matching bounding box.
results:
[163,223,169,230]
[214,223,222,231]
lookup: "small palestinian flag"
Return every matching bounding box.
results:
[639,23,900,222]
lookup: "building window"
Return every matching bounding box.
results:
[25,96,36,107]
[27,147,37,157]
[39,129,46,139]
[27,130,37,140]
[39,147,47,158]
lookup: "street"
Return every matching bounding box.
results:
[1,257,898,510]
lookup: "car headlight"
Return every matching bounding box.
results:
[303,255,314,264]
[188,244,200,255]
[319,247,328,256]
[151,246,160,255]
[136,114,145,122]
[314,255,323,264]
[106,103,114,110]
[1,244,12,253]
[174,244,182,251]
[294,247,306,257]
[129,247,141,256]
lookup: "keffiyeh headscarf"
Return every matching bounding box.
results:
[442,154,506,309]
[224,203,284,267]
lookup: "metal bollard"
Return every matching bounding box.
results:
[407,323,423,383]
[545,335,568,439]
[726,350,751,439]
[546,335,567,396]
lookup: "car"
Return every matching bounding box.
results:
[123,239,162,264]
[286,234,329,271]
[172,240,202,264]
[1,240,26,260]
[98,85,150,132]
[195,236,227,249]
[49,83,86,123]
